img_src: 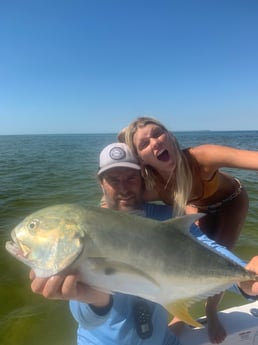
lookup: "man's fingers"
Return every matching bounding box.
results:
[42,275,66,298]
[31,276,50,295]
[29,270,36,281]
[60,275,78,299]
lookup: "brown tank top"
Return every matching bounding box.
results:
[183,148,220,203]
[201,171,220,198]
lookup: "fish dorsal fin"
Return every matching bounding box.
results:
[163,213,204,235]
[166,299,203,328]
[82,258,160,299]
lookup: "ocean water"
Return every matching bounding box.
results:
[1,131,258,345]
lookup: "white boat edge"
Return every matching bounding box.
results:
[178,300,258,345]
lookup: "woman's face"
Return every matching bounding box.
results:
[133,124,177,176]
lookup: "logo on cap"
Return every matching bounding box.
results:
[109,147,126,161]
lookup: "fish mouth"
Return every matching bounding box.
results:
[5,236,31,262]
[157,149,170,162]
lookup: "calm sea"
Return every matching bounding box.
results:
[1,132,258,345]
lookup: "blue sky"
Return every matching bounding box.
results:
[1,0,258,134]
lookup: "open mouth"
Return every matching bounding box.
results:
[5,240,31,261]
[6,240,23,256]
[157,149,170,162]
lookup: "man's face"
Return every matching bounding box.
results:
[100,167,144,211]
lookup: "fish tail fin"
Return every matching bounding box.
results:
[166,299,203,328]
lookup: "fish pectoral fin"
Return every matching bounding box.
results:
[166,300,203,328]
[87,258,160,294]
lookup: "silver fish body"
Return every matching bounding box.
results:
[5,203,255,327]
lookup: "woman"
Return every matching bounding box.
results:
[119,116,258,344]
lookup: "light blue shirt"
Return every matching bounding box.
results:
[70,294,180,345]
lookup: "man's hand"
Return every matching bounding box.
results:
[238,256,258,296]
[29,270,111,308]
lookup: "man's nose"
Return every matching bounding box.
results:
[118,181,130,193]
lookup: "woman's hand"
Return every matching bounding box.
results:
[238,256,258,296]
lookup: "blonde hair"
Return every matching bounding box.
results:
[118,117,192,216]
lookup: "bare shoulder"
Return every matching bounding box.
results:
[189,144,226,155]
[188,144,227,162]
[187,145,225,174]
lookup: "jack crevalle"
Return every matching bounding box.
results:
[5,203,256,327]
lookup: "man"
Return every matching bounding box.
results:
[30,143,258,345]
[31,143,179,345]
[98,142,172,220]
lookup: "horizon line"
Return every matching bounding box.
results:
[1,129,258,136]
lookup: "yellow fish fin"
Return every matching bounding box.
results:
[166,299,203,328]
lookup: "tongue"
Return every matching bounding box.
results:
[158,150,169,162]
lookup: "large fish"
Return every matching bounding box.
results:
[5,203,256,327]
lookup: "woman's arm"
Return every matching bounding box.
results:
[190,145,258,172]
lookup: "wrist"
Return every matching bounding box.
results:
[89,295,113,316]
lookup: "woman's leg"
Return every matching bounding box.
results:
[188,189,249,343]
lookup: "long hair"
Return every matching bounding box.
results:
[118,116,192,216]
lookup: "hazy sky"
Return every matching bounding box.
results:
[1,0,258,134]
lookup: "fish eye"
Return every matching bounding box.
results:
[28,219,40,233]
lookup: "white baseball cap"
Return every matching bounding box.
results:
[97,143,141,176]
